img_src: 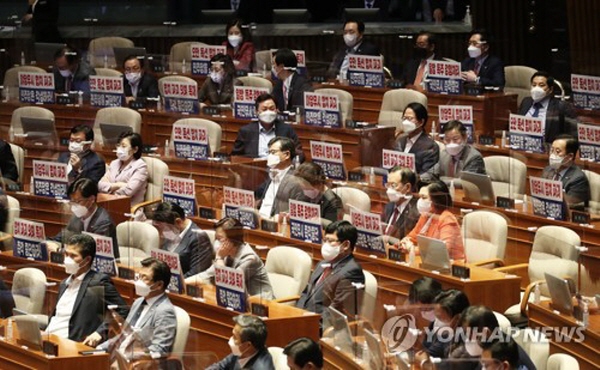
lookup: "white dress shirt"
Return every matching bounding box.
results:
[404,131,423,153]
[257,122,276,158]
[45,270,90,338]
[258,166,291,218]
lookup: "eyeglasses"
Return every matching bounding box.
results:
[323,237,340,244]
[467,41,487,46]
[401,116,417,122]
[70,198,88,205]
[385,182,402,189]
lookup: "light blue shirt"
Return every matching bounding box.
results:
[526,96,550,122]
[258,122,276,158]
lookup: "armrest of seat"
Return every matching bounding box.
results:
[130,357,182,370]
[130,198,162,219]
[520,279,545,316]
[493,263,528,274]
[272,295,301,304]
[471,258,505,268]
[0,233,12,251]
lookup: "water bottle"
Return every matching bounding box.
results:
[165,139,170,156]
[156,97,162,112]
[103,55,108,69]
[464,5,472,27]
[6,318,13,341]
[501,130,507,148]
[431,120,437,139]
[20,51,25,66]
[280,217,288,236]
[295,106,301,124]
[368,167,376,185]
[77,91,83,106]
[181,59,187,74]
[522,195,529,213]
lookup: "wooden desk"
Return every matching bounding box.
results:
[320,339,365,370]
[0,330,109,370]
[528,301,600,370]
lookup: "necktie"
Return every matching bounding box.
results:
[448,156,458,177]
[553,171,561,181]
[129,300,147,327]
[474,60,482,75]
[316,266,332,287]
[413,60,427,88]
[385,207,400,235]
[532,102,542,118]
[66,76,73,92]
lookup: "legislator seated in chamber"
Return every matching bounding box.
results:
[199,53,242,106]
[57,124,106,184]
[223,18,255,72]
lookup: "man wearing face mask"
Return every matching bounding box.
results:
[151,202,213,277]
[518,71,579,143]
[231,93,304,161]
[51,177,119,259]
[45,234,128,346]
[57,125,106,184]
[199,53,242,106]
[460,29,505,87]
[53,46,96,99]
[382,166,420,240]
[401,31,441,90]
[272,48,314,112]
[294,162,343,225]
[296,220,365,324]
[97,257,177,359]
[541,134,590,208]
[327,20,381,79]
[122,55,159,105]
[206,314,275,370]
[256,137,309,218]
[427,120,486,186]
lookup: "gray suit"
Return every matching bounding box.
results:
[395,133,440,177]
[541,164,590,207]
[255,169,310,217]
[163,222,213,278]
[427,145,486,186]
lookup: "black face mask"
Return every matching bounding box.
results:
[414,47,428,59]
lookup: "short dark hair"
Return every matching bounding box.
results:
[470,29,493,45]
[233,314,268,350]
[284,337,324,368]
[225,19,252,43]
[443,120,467,136]
[530,71,555,90]
[404,102,428,126]
[210,53,236,78]
[482,337,520,368]
[215,217,244,246]
[390,166,417,190]
[434,289,470,318]
[268,136,296,162]
[459,305,500,333]
[408,277,443,305]
[417,31,436,47]
[554,134,579,156]
[140,257,171,290]
[151,202,186,224]
[70,124,94,141]
[118,131,143,159]
[426,181,453,212]
[67,233,96,260]
[274,48,298,69]
[54,45,80,66]
[68,177,98,198]
[344,20,365,34]
[295,162,326,186]
[255,92,277,110]
[123,54,144,69]
[325,220,358,250]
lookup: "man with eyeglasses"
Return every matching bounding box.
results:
[57,124,106,184]
[401,31,441,90]
[122,55,159,105]
[460,29,505,87]
[382,166,420,240]
[51,177,119,259]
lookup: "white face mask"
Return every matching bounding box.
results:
[213,239,222,253]
[228,35,242,48]
[135,279,152,297]
[549,153,565,169]
[162,229,180,243]
[258,110,277,124]
[321,242,341,262]
[116,147,132,162]
[464,339,483,357]
[68,141,85,154]
[402,119,417,134]
[126,72,141,84]
[386,188,401,203]
[64,256,81,275]
[445,142,465,157]
[531,86,547,102]
[417,198,432,215]
[303,188,321,200]
[59,69,72,78]
[210,71,224,84]
[468,45,482,59]
[267,153,281,168]
[344,33,358,48]
[71,203,89,218]
[228,337,242,356]
[421,310,436,322]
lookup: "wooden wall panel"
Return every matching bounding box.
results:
[567,0,600,75]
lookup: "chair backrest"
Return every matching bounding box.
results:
[378,89,427,128]
[12,267,47,314]
[88,37,134,68]
[237,76,273,93]
[583,170,600,213]
[171,306,191,359]
[9,106,55,141]
[94,67,123,77]
[2,66,47,101]
[158,75,198,97]
[169,42,206,72]
[203,229,216,246]
[4,195,20,236]
[265,246,312,299]
[492,311,511,334]
[513,328,549,370]
[141,156,169,202]
[170,118,223,156]
[483,155,527,198]
[332,187,371,220]
[504,65,537,106]
[9,143,24,185]
[461,210,508,263]
[268,347,290,370]
[254,50,273,72]
[546,354,579,370]
[315,88,354,126]
[93,107,142,146]
[116,221,160,266]
[362,270,378,321]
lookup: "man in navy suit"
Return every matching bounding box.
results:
[58,125,106,184]
[122,55,159,106]
[461,29,505,87]
[382,167,420,241]
[327,20,381,79]
[0,139,19,185]
[272,48,313,112]
[231,93,304,161]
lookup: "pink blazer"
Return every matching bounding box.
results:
[98,158,148,206]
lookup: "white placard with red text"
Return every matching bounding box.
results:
[310,141,346,180]
[162,80,199,114]
[508,114,545,153]
[578,123,600,162]
[223,186,257,229]
[150,248,184,293]
[191,44,227,75]
[172,121,210,160]
[303,91,341,128]
[350,208,385,254]
[571,74,600,110]
[233,86,270,119]
[215,265,247,312]
[382,149,416,172]
[347,55,384,88]
[163,176,197,217]
[89,76,124,107]
[438,105,475,142]
[425,60,462,95]
[32,160,69,199]
[84,232,117,276]
[529,176,565,220]
[18,72,55,104]
[12,218,48,261]
[289,199,322,244]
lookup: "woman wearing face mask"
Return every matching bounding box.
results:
[198,53,242,106]
[186,217,274,299]
[398,181,465,260]
[294,162,343,225]
[98,131,148,207]
[222,19,255,72]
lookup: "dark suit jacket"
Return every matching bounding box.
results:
[427,145,486,181]
[165,222,213,278]
[518,96,579,143]
[461,54,505,87]
[206,347,275,370]
[53,60,96,98]
[0,140,19,183]
[272,73,313,112]
[231,120,304,161]
[51,270,128,342]
[199,76,242,105]
[52,206,120,259]
[542,164,590,207]
[395,133,440,176]
[320,189,343,223]
[382,197,420,240]
[255,169,310,217]
[57,150,106,184]
[327,40,381,78]
[296,254,365,322]
[0,278,15,319]
[123,73,159,100]
[401,55,442,87]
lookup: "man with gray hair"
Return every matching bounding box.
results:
[207,314,275,369]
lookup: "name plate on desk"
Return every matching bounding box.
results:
[186,284,203,298]
[190,44,227,75]
[199,207,216,220]
[311,75,326,83]
[529,176,566,220]
[508,114,545,153]
[32,160,69,199]
[571,74,600,110]
[387,80,403,89]
[172,122,210,160]
[12,218,48,261]
[347,55,384,88]
[348,171,363,182]
[303,91,341,128]
[233,86,269,119]
[202,105,221,116]
[577,123,600,162]
[89,76,124,107]
[496,196,515,209]
[289,199,323,244]
[261,219,278,233]
[119,267,135,280]
[56,94,75,105]
[571,210,591,224]
[310,141,346,181]
[425,60,462,95]
[479,135,495,146]
[213,151,231,162]
[129,98,148,110]
[43,340,59,356]
[50,251,64,264]
[351,208,385,255]
[18,71,55,104]
[163,176,197,217]
[388,248,405,262]
[215,265,247,312]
